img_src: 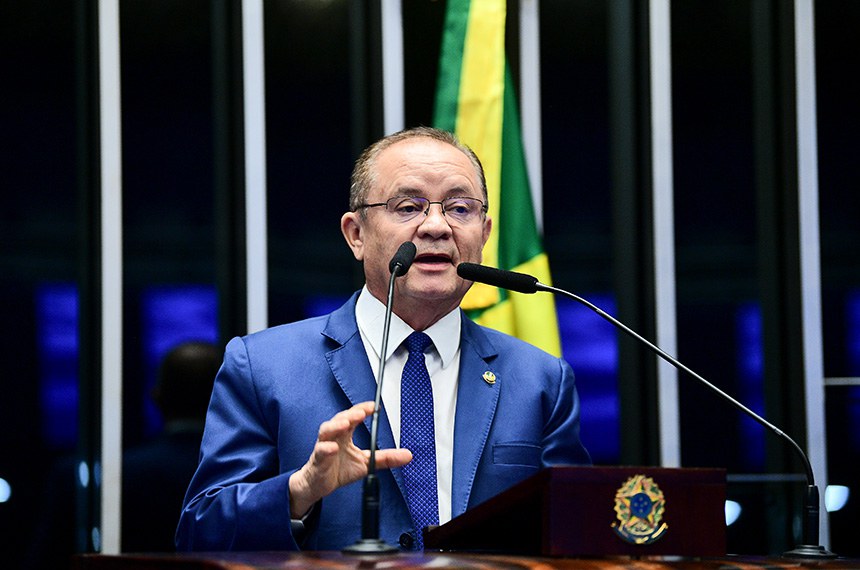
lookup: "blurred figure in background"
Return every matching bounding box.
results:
[24,340,221,567]
[122,341,220,552]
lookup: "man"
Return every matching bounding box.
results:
[176,127,590,552]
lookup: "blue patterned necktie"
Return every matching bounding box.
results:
[400,331,439,549]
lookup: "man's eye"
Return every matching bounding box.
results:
[393,200,424,213]
[446,202,471,215]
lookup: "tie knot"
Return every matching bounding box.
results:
[405,331,433,355]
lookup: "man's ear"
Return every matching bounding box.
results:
[481,215,493,249]
[341,211,365,261]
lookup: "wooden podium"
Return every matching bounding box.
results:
[424,466,726,557]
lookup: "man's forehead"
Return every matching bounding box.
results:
[382,135,469,160]
[376,138,478,182]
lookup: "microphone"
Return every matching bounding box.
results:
[389,241,417,276]
[344,241,416,554]
[457,262,539,293]
[456,262,837,560]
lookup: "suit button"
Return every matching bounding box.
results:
[399,533,414,549]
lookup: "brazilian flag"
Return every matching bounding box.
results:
[434,0,561,356]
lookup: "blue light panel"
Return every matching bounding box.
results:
[736,302,766,471]
[140,285,218,435]
[36,283,79,449]
[556,294,620,464]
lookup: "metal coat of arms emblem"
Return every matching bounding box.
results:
[611,474,669,545]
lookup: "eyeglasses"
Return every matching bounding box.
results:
[355,195,488,225]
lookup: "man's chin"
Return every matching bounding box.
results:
[398,283,466,307]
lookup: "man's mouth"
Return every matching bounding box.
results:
[413,253,454,266]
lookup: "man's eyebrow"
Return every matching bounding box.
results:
[391,185,478,198]
[393,187,423,196]
[443,186,475,197]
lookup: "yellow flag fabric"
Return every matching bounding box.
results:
[433,0,561,356]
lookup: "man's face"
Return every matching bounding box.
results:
[341,137,492,321]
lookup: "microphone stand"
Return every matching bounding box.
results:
[534,281,836,560]
[343,243,415,554]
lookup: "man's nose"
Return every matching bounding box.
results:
[417,203,452,234]
[422,201,447,218]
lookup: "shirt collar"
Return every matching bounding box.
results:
[356,285,461,366]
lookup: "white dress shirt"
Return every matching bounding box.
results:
[355,286,461,525]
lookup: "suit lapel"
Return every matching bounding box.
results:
[323,293,398,451]
[322,293,405,495]
[451,315,500,517]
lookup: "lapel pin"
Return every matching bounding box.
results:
[482,371,496,385]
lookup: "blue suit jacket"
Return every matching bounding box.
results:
[176,292,590,551]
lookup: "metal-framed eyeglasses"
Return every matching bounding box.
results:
[354,195,488,225]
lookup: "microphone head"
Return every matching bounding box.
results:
[389,242,417,275]
[457,263,539,294]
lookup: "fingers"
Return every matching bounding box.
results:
[373,448,413,470]
[310,440,340,459]
[317,401,374,442]
[290,402,409,516]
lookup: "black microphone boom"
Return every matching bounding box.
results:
[344,242,416,554]
[456,262,836,560]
